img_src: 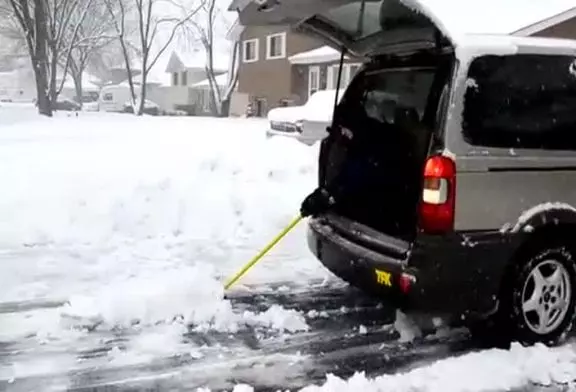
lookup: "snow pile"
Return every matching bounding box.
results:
[242,305,309,333]
[393,310,423,343]
[0,114,323,345]
[60,266,309,333]
[300,342,576,392]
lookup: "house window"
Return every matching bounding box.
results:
[327,65,340,90]
[327,63,362,90]
[309,66,320,98]
[103,92,113,102]
[266,32,286,60]
[181,71,188,86]
[172,72,178,86]
[242,39,259,63]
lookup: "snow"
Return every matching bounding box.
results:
[268,105,304,123]
[289,46,350,65]
[393,310,423,343]
[299,342,576,392]
[267,89,344,125]
[3,111,576,390]
[61,73,100,91]
[0,114,328,377]
[301,89,345,123]
[399,0,576,43]
[512,202,576,232]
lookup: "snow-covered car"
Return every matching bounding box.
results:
[123,99,160,116]
[266,89,345,146]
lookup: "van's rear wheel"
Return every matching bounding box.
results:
[478,243,576,347]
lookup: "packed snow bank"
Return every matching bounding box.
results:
[299,342,576,392]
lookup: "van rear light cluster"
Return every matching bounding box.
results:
[418,155,456,234]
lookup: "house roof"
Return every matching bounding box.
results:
[289,46,350,65]
[165,50,229,73]
[226,18,245,41]
[513,5,576,36]
[192,72,229,88]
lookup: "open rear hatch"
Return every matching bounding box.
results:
[231,0,456,242]
[228,0,454,57]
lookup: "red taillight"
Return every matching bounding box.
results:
[418,155,456,234]
[399,273,415,294]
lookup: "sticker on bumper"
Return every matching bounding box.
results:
[374,269,392,287]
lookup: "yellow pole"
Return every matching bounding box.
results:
[224,214,303,290]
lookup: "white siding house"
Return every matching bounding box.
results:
[164,50,228,114]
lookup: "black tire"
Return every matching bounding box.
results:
[483,242,576,347]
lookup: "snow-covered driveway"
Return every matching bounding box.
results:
[0,110,575,391]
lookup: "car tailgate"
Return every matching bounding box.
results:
[317,213,411,260]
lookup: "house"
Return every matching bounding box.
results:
[163,50,228,114]
[226,21,325,117]
[190,73,229,115]
[227,1,576,117]
[288,46,362,98]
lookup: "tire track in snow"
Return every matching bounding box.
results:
[1,283,573,391]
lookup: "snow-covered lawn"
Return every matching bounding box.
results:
[0,112,575,391]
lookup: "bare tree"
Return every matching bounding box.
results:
[60,0,117,104]
[6,0,52,116]
[104,0,203,115]
[180,0,237,116]
[220,39,239,117]
[45,0,95,105]
[4,0,96,116]
[104,0,138,108]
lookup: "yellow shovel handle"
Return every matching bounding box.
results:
[224,214,303,290]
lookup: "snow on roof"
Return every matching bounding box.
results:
[192,72,229,88]
[400,0,576,42]
[289,46,349,65]
[167,50,229,73]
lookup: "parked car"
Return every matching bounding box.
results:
[237,0,576,346]
[76,92,99,112]
[54,97,81,111]
[122,99,160,116]
[266,89,345,145]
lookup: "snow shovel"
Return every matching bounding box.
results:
[224,214,303,291]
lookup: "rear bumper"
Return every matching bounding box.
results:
[307,216,515,319]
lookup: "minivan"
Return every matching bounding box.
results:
[231,0,576,346]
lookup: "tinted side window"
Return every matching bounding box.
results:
[462,54,576,150]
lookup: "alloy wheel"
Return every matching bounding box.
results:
[521,259,572,335]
